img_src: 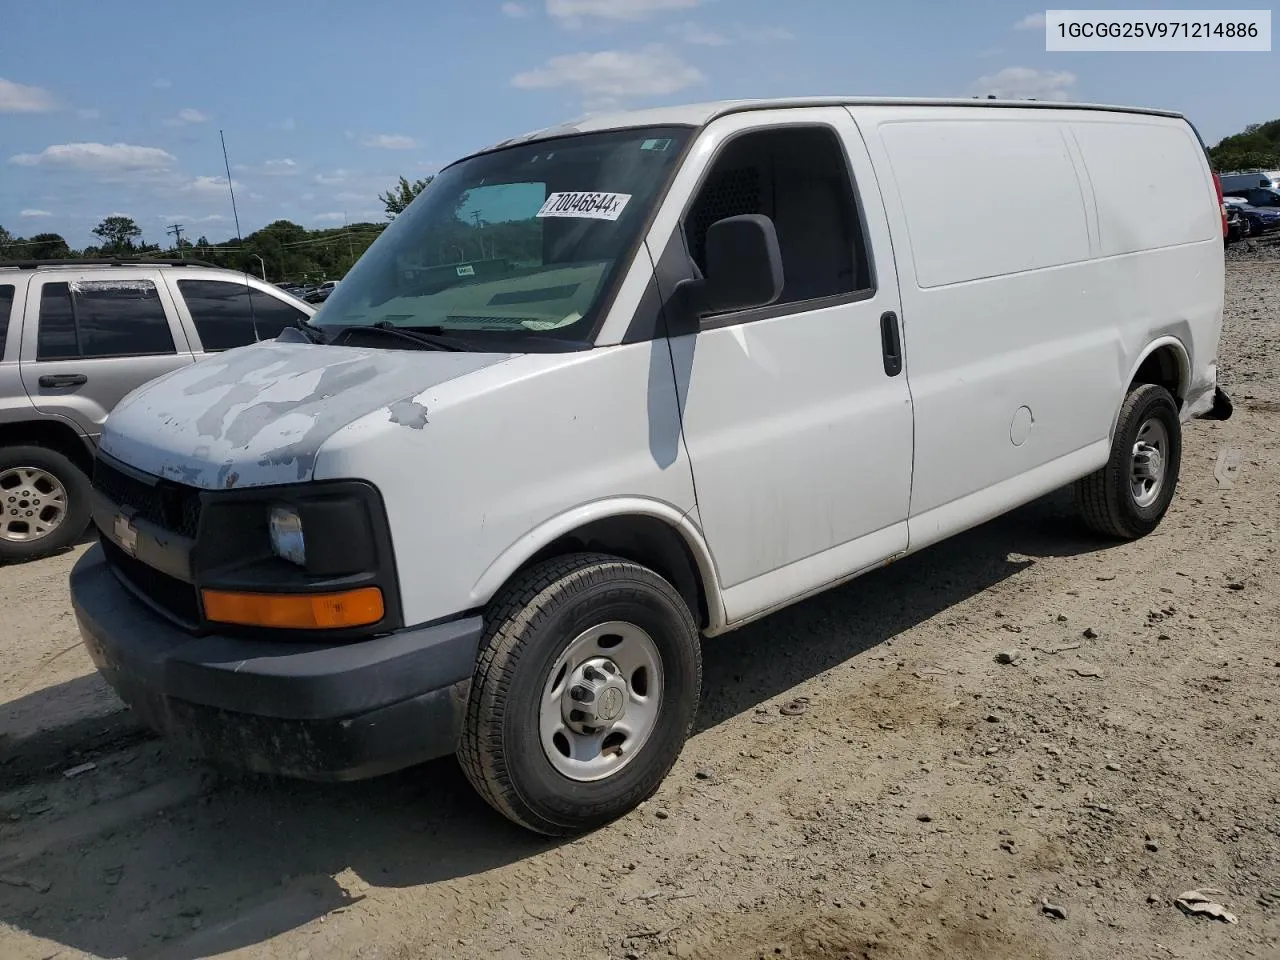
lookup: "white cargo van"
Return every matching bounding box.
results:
[72,97,1232,835]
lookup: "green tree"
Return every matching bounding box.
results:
[1209,118,1280,172]
[92,215,142,254]
[379,175,433,219]
[24,233,72,259]
[0,224,14,259]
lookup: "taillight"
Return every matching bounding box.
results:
[1213,173,1227,237]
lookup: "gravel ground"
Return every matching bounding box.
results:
[1,262,1277,960]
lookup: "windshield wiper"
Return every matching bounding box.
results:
[293,318,327,343]
[327,322,467,352]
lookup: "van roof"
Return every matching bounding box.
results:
[471,96,1186,158]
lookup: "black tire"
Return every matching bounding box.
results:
[1075,384,1181,540]
[0,445,92,563]
[458,552,701,836]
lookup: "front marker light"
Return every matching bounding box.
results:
[269,505,306,566]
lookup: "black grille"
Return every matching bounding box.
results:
[93,459,202,538]
[101,537,201,628]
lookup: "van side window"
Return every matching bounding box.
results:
[0,285,14,362]
[683,126,872,308]
[37,280,176,360]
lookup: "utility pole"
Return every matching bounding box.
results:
[167,223,185,257]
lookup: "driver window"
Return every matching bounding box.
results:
[682,125,873,307]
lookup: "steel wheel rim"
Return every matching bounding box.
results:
[1129,417,1170,509]
[539,620,664,783]
[0,466,68,544]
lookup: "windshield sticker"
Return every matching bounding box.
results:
[536,192,630,221]
[455,264,476,277]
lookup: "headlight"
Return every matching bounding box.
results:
[268,505,306,566]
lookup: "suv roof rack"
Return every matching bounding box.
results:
[0,258,220,270]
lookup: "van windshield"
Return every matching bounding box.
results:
[312,126,691,350]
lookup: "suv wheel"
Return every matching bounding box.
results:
[0,445,92,562]
[459,553,702,836]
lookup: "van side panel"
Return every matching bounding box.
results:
[1069,117,1224,418]
[851,106,1222,533]
[1071,120,1218,256]
[879,119,1092,288]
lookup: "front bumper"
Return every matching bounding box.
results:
[71,544,484,781]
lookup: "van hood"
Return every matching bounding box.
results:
[99,340,511,489]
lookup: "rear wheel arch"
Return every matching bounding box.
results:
[1126,339,1190,406]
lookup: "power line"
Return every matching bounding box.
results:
[166,223,185,256]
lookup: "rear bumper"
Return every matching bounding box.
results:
[71,544,484,781]
[1198,385,1234,421]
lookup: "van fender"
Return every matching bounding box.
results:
[1111,335,1191,440]
[467,497,728,633]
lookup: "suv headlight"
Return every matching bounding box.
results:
[269,505,306,566]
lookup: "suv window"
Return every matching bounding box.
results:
[177,279,309,351]
[1248,189,1280,207]
[37,280,176,360]
[683,125,872,310]
[0,284,14,362]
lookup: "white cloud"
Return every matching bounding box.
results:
[1014,12,1046,30]
[977,47,1004,59]
[333,191,366,202]
[301,192,316,201]
[0,77,58,113]
[502,1,532,16]
[269,117,297,132]
[547,0,698,23]
[164,107,209,127]
[75,107,101,120]
[313,212,346,223]
[314,169,352,185]
[361,133,417,149]
[20,209,52,218]
[970,66,1077,100]
[152,78,173,89]
[9,142,177,171]
[182,175,241,196]
[512,45,703,98]
[668,21,729,45]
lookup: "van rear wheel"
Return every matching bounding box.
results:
[458,553,701,836]
[1075,383,1182,539]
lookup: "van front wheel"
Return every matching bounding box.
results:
[459,553,702,836]
[1076,383,1182,539]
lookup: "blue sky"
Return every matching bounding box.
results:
[1,0,1274,248]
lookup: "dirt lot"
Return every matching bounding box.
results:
[2,261,1278,960]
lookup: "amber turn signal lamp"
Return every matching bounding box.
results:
[202,587,384,629]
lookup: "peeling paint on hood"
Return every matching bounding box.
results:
[100,341,511,489]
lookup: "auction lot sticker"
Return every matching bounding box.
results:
[537,192,631,221]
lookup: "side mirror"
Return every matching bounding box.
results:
[680,214,784,318]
